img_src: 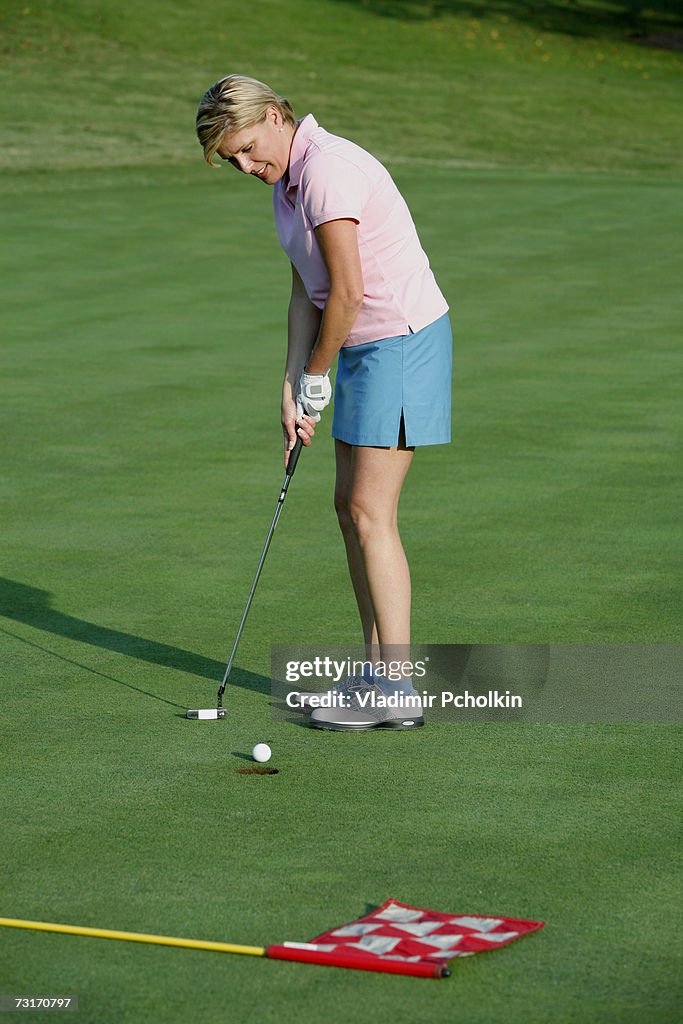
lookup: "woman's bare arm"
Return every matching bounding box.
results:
[282,264,321,462]
[284,263,322,387]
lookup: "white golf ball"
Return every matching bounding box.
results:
[252,743,272,763]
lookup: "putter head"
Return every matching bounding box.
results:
[186,708,227,720]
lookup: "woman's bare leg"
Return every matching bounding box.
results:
[334,425,414,673]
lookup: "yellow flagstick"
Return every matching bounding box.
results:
[0,914,449,978]
[0,917,265,959]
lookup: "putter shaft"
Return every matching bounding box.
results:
[217,436,304,708]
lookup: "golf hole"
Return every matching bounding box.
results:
[235,767,279,776]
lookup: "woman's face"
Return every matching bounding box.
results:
[216,107,291,185]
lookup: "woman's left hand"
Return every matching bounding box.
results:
[296,371,332,421]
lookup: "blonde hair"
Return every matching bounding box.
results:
[196,75,296,167]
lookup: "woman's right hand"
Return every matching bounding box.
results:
[282,393,316,469]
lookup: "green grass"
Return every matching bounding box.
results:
[1,2,681,1022]
[2,677,680,1023]
[2,165,678,642]
[1,0,682,175]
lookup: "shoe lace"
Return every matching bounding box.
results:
[334,674,370,696]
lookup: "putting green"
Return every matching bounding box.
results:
[1,1,681,1021]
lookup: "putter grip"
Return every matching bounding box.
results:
[286,435,304,477]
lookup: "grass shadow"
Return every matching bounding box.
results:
[0,577,270,701]
[331,0,683,41]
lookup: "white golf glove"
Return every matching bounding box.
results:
[296,370,332,423]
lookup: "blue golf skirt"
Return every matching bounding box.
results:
[332,313,452,447]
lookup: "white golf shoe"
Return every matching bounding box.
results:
[308,679,424,731]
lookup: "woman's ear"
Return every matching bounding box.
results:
[266,104,281,128]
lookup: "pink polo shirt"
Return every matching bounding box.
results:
[273,115,448,347]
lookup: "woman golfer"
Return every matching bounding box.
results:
[196,76,451,731]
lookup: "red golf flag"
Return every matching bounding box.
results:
[0,901,544,981]
[267,898,545,978]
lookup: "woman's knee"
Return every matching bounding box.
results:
[347,494,395,543]
[335,490,376,540]
[334,490,355,535]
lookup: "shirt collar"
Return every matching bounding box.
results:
[286,114,318,190]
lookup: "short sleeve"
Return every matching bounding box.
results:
[300,151,372,229]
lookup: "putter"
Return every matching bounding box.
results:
[187,435,304,720]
